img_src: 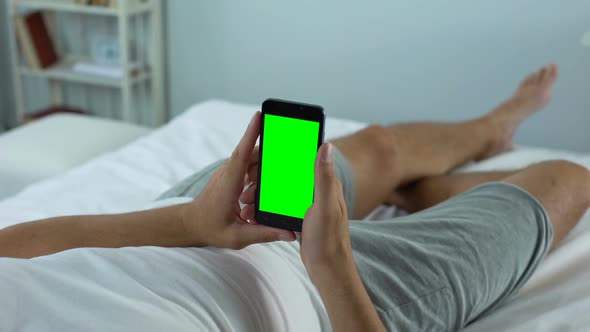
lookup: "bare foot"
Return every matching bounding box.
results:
[478,64,558,160]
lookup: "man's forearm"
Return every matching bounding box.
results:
[311,260,387,332]
[0,204,198,259]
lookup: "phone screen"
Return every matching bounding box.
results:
[258,114,320,219]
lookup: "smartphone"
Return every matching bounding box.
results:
[255,98,325,232]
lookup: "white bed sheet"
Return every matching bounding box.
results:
[1,100,589,331]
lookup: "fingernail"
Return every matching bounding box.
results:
[321,144,334,164]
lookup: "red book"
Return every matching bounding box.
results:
[24,12,58,69]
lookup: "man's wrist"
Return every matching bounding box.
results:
[310,256,386,332]
[309,257,370,316]
[175,201,205,247]
[308,254,360,290]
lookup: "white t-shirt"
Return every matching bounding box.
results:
[0,199,330,332]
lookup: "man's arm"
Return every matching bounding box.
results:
[297,144,387,331]
[0,111,295,259]
[0,204,196,259]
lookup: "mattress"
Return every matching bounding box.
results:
[1,100,589,331]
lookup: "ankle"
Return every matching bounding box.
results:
[468,117,501,160]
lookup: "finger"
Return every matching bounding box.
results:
[227,112,261,184]
[233,224,296,248]
[313,143,339,207]
[249,146,260,163]
[245,146,260,184]
[336,181,349,218]
[240,203,257,221]
[246,162,259,184]
[239,184,257,205]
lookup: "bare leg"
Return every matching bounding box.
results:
[504,161,590,248]
[332,64,558,219]
[389,171,517,213]
[389,162,590,248]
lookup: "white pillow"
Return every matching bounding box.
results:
[0,114,150,200]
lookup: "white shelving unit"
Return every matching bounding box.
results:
[7,0,165,126]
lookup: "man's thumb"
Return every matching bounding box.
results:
[314,143,336,204]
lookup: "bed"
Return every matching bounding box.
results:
[0,100,589,331]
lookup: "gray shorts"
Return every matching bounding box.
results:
[158,149,553,331]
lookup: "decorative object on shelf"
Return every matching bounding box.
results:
[91,35,119,65]
[13,11,59,69]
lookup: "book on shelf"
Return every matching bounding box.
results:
[13,16,38,69]
[14,12,59,70]
[72,61,145,79]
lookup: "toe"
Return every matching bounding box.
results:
[537,66,548,83]
[546,64,558,83]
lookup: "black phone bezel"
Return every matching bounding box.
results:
[254,98,325,232]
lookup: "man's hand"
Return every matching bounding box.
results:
[181,112,296,249]
[239,141,356,276]
[238,141,355,274]
[299,143,356,280]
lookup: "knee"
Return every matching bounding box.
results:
[543,160,589,176]
[360,125,400,172]
[539,159,590,189]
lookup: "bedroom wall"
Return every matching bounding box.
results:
[0,0,13,130]
[166,1,590,152]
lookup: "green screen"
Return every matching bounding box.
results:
[259,114,319,219]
